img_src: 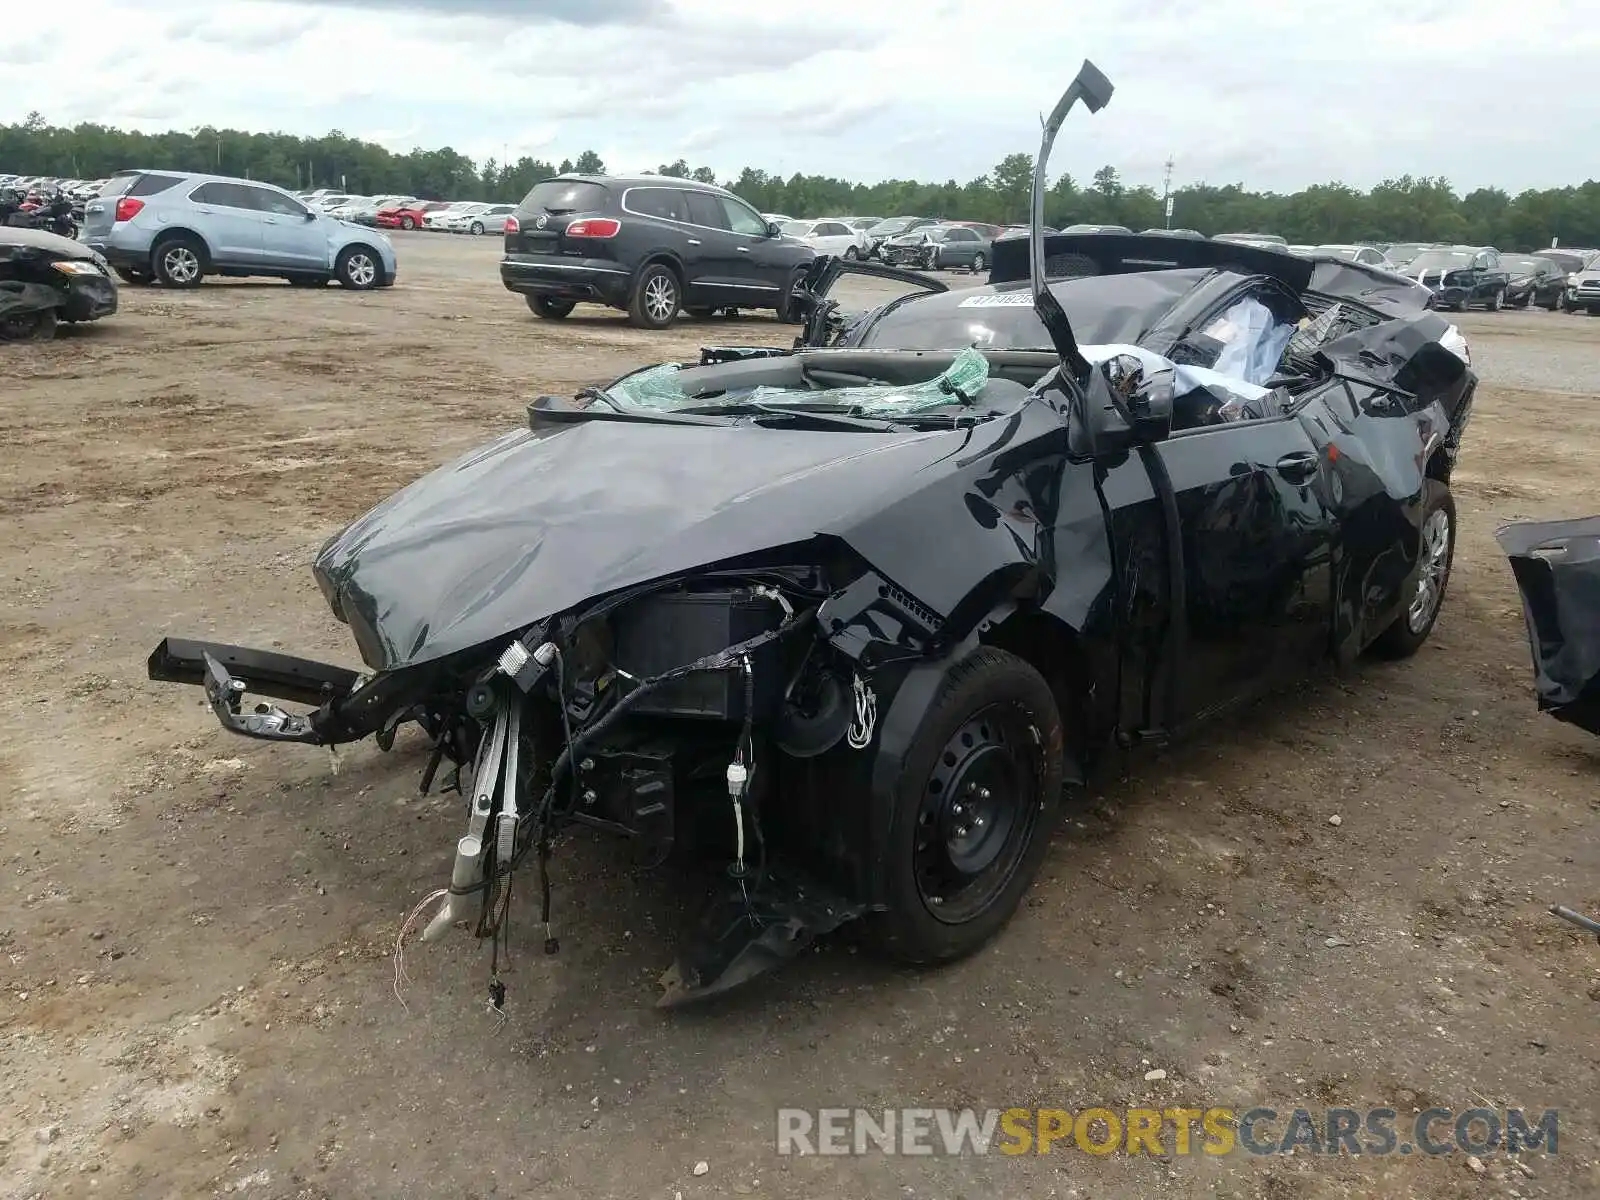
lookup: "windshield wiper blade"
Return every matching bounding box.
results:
[674,402,901,431]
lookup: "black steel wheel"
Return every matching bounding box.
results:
[869,647,1064,965]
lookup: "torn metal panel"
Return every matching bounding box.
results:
[1496,516,1600,735]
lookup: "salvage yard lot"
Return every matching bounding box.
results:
[3,230,1598,1200]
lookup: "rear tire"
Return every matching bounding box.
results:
[151,234,206,288]
[844,245,859,260]
[627,263,679,329]
[971,251,987,275]
[527,295,575,319]
[867,647,1064,965]
[1370,480,1455,659]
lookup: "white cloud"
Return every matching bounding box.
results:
[4,0,1599,193]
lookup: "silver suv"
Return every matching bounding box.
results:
[83,170,398,290]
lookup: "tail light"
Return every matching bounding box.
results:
[114,196,145,222]
[505,215,519,234]
[565,217,620,239]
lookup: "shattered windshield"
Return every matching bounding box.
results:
[599,347,996,420]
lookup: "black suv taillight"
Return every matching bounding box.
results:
[565,217,620,239]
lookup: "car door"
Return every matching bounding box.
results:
[187,182,264,265]
[942,227,978,268]
[249,185,329,270]
[1147,413,1339,723]
[1476,249,1505,301]
[681,190,744,303]
[814,221,852,256]
[722,195,792,296]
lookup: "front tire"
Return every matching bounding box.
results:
[335,245,381,290]
[867,647,1064,965]
[527,295,575,319]
[0,306,57,342]
[1371,480,1455,659]
[971,251,987,275]
[400,215,415,231]
[627,263,680,329]
[774,266,808,323]
[844,245,859,260]
[1486,287,1505,312]
[470,221,484,236]
[151,234,206,288]
[112,266,153,286]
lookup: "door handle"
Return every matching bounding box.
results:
[687,238,701,245]
[1275,451,1319,482]
[737,246,751,253]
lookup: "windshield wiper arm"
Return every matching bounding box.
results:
[675,402,901,431]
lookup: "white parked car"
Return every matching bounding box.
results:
[779,218,869,259]
[442,203,516,235]
[423,202,483,231]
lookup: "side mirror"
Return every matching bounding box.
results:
[1102,352,1174,444]
[304,210,316,220]
[1069,353,1174,457]
[766,221,781,237]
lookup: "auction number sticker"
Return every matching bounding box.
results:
[957,293,1036,308]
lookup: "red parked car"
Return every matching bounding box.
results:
[376,200,447,231]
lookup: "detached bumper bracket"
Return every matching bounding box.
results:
[147,637,363,745]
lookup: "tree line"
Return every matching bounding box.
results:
[5,112,1598,252]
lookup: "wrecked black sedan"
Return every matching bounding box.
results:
[147,63,1478,1007]
[1,225,118,341]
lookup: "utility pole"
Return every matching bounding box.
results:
[1162,156,1175,229]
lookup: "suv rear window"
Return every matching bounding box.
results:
[99,172,185,199]
[521,179,608,214]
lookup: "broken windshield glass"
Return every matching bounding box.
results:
[599,347,995,418]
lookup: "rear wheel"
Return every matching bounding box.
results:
[1371,480,1455,659]
[628,264,679,329]
[844,245,859,260]
[527,295,575,319]
[151,234,206,288]
[971,251,987,275]
[867,647,1064,965]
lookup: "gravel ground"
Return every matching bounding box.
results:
[2,232,1597,1200]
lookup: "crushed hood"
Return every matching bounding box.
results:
[313,418,963,672]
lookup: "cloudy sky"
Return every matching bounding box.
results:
[5,0,1596,194]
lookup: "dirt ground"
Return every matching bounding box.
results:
[3,232,1597,1200]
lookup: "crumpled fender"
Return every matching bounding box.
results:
[1496,515,1600,735]
[0,281,62,319]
